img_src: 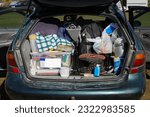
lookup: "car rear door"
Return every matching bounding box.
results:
[0,1,33,76]
[0,1,33,46]
[129,6,150,64]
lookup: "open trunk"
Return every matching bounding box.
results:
[21,14,129,80]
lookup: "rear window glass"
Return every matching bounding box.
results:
[54,15,105,21]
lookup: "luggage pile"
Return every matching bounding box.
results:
[28,18,125,79]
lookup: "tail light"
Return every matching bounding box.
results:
[7,51,20,74]
[130,52,145,74]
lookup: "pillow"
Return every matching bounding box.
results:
[30,22,58,36]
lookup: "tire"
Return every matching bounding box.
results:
[146,69,150,79]
[0,70,7,77]
[146,62,150,79]
[0,81,10,100]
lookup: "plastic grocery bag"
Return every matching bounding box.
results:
[93,38,112,54]
[102,23,118,39]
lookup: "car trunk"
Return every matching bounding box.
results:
[20,11,130,81]
[17,0,134,86]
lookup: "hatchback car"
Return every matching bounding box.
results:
[0,0,146,99]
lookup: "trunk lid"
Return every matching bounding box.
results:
[33,0,119,7]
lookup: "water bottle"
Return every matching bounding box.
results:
[113,38,124,57]
[114,57,121,74]
[94,64,101,77]
[29,34,38,52]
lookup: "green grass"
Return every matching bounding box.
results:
[0,9,149,28]
[0,12,24,28]
[136,12,150,27]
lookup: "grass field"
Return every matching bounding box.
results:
[137,12,150,26]
[0,12,24,28]
[0,7,149,28]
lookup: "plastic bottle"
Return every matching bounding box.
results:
[30,59,37,75]
[40,58,45,68]
[29,34,38,52]
[94,64,101,77]
[114,57,121,74]
[113,38,124,57]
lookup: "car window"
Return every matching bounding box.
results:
[0,12,24,28]
[136,11,150,27]
[54,15,105,21]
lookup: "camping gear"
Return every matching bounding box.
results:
[31,51,71,58]
[113,38,124,57]
[29,34,38,52]
[81,22,102,38]
[31,51,72,67]
[94,64,101,77]
[59,67,70,78]
[30,59,37,75]
[114,57,121,74]
[111,28,119,42]
[79,53,105,63]
[79,22,102,54]
[102,23,118,39]
[39,58,45,68]
[79,34,94,54]
[84,73,93,78]
[87,37,102,43]
[93,37,112,54]
[40,58,61,68]
[58,27,72,41]
[56,45,74,52]
[30,22,59,36]
[66,25,81,42]
[35,33,74,52]
[62,54,71,67]
[36,69,59,76]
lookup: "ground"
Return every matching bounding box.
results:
[141,79,150,99]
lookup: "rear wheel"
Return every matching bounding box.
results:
[146,69,150,79]
[146,63,150,79]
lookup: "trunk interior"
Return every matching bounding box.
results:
[21,14,129,80]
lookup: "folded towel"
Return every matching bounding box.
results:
[35,32,74,52]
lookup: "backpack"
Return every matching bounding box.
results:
[79,22,102,54]
[82,22,102,38]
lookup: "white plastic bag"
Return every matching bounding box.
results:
[102,23,118,39]
[111,28,119,42]
[93,38,112,54]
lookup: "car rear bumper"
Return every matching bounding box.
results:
[5,72,146,100]
[6,85,144,100]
